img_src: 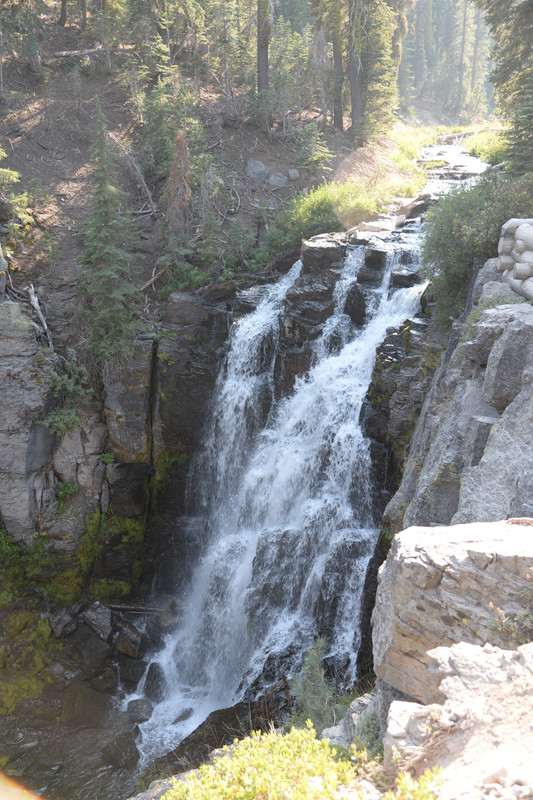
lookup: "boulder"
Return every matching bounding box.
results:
[300,234,347,274]
[118,653,148,692]
[128,698,154,723]
[383,641,533,797]
[144,662,167,703]
[391,269,421,288]
[245,159,269,183]
[268,173,288,187]
[344,283,366,326]
[357,245,390,283]
[114,618,145,659]
[61,679,113,727]
[372,520,533,706]
[69,622,113,676]
[81,602,112,641]
[102,730,140,768]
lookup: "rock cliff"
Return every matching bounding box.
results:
[372,520,533,706]
[384,252,533,532]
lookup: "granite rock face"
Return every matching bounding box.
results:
[0,301,56,542]
[372,520,533,706]
[384,266,533,531]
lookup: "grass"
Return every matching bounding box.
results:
[463,127,509,165]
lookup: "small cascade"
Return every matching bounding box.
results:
[137,237,426,763]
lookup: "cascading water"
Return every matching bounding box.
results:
[136,239,426,763]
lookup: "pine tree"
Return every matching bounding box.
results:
[79,104,142,370]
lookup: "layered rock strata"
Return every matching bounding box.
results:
[372,520,533,708]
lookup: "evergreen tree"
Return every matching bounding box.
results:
[79,104,142,369]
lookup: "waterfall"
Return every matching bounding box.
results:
[137,241,425,761]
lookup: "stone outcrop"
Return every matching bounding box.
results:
[0,300,56,542]
[372,520,533,706]
[384,252,533,531]
[384,641,533,799]
[498,218,533,300]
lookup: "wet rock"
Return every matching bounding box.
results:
[300,234,347,274]
[118,653,148,692]
[173,707,194,724]
[283,273,336,342]
[358,246,389,283]
[81,602,112,641]
[69,622,113,676]
[106,462,151,516]
[61,679,113,727]
[344,283,366,326]
[90,667,118,693]
[103,339,153,463]
[49,608,77,638]
[146,684,289,779]
[114,619,145,659]
[128,698,154,723]
[144,662,167,703]
[102,730,140,768]
[391,268,421,288]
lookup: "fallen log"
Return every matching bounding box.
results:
[53,46,103,58]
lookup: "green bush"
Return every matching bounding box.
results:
[422,171,533,326]
[463,129,509,165]
[42,349,90,435]
[290,637,336,733]
[353,709,383,760]
[160,722,440,800]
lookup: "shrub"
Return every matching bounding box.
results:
[290,637,336,733]
[353,709,383,760]
[42,349,91,435]
[159,722,440,800]
[488,567,533,645]
[463,128,509,165]
[422,171,533,326]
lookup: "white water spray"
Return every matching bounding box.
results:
[137,243,425,761]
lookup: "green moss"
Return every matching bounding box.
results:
[88,578,132,600]
[150,447,187,511]
[0,671,47,716]
[0,531,55,606]
[0,611,57,716]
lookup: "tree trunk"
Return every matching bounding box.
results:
[332,26,344,131]
[257,0,270,93]
[81,0,87,30]
[0,26,4,104]
[455,0,468,113]
[348,0,363,139]
[58,0,67,26]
